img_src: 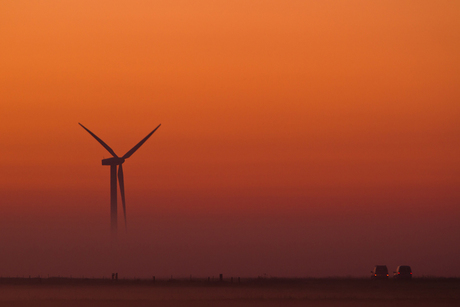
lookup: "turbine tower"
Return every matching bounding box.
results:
[79,123,161,235]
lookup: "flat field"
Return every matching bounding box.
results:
[0,278,459,306]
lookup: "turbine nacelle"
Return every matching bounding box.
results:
[102,157,125,165]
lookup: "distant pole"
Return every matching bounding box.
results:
[219,274,223,282]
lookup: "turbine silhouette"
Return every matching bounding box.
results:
[79,123,161,235]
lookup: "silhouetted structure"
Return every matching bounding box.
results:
[79,123,161,235]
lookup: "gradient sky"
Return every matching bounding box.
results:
[1,0,459,278]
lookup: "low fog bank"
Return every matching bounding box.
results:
[0,189,459,279]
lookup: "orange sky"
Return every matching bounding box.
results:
[1,0,459,278]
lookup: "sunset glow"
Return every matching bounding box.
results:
[1,0,459,278]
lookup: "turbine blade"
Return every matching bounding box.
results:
[118,164,127,232]
[122,124,161,159]
[79,123,119,158]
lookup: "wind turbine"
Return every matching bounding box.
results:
[79,123,161,235]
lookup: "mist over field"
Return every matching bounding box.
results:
[2,189,458,279]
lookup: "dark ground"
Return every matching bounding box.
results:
[0,277,459,306]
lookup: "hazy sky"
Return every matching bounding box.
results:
[1,0,459,278]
